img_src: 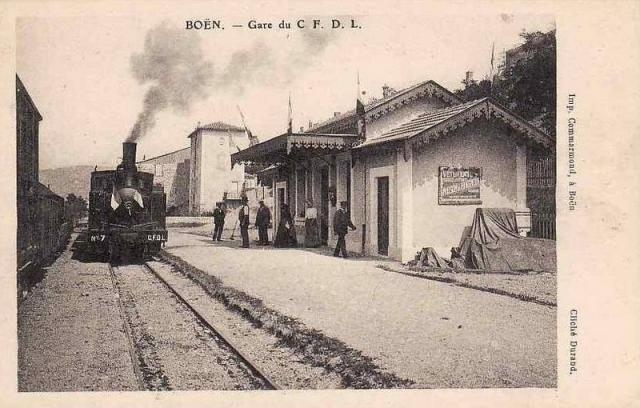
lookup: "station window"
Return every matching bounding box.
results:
[155,164,163,177]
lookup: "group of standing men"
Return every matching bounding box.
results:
[213,198,271,248]
[212,198,356,257]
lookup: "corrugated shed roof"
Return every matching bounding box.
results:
[231,132,361,165]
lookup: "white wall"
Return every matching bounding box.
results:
[188,135,202,214]
[349,149,396,256]
[197,128,248,213]
[411,122,523,257]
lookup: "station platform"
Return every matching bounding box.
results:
[164,230,557,388]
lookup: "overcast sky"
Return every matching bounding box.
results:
[17,13,554,170]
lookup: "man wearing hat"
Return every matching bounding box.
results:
[333,201,356,258]
[238,195,250,248]
[255,200,271,245]
[212,201,225,241]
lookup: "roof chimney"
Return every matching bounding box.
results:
[333,112,341,117]
[308,120,313,129]
[382,84,391,98]
[382,84,398,98]
[464,71,474,86]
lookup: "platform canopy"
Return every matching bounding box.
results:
[231,132,361,166]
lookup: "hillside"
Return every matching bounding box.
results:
[40,165,106,200]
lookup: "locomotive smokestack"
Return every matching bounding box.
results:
[123,142,137,168]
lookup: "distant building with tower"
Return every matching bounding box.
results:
[187,121,252,215]
[138,121,267,216]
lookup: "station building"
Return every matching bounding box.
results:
[231,80,554,262]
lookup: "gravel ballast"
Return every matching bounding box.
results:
[18,236,139,391]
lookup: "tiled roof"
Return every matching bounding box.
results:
[307,80,462,133]
[368,98,489,144]
[16,75,43,121]
[32,181,63,199]
[356,98,554,149]
[188,121,245,138]
[137,147,191,164]
[200,121,245,132]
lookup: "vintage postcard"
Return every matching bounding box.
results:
[1,1,638,407]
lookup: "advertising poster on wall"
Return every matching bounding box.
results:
[438,166,482,205]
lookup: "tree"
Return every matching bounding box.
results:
[64,193,88,223]
[453,30,556,136]
[494,30,556,136]
[454,78,492,101]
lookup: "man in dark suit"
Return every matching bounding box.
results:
[333,201,356,258]
[212,202,225,241]
[238,196,250,248]
[255,200,271,245]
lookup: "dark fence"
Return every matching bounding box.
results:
[527,155,556,240]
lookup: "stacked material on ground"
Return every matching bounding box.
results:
[413,247,449,268]
[460,208,556,273]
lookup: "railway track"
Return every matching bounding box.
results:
[107,262,147,390]
[107,260,280,391]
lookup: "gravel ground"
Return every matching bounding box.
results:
[378,265,557,306]
[164,229,557,388]
[111,262,268,390]
[148,260,344,389]
[18,235,139,391]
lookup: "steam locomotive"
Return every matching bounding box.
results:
[88,142,167,260]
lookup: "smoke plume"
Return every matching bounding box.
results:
[127,21,338,141]
[127,22,214,142]
[214,26,336,95]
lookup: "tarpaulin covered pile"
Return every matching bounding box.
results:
[460,208,556,273]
